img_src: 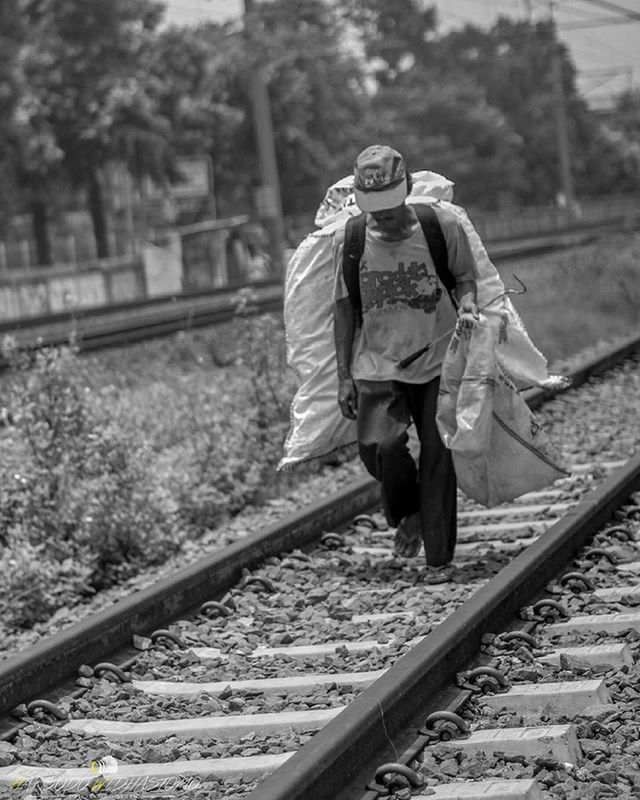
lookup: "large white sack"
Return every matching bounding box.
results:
[280,211,359,468]
[436,318,567,506]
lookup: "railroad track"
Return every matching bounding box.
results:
[0,220,630,371]
[0,280,283,371]
[0,336,639,800]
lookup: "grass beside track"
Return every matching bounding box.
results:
[496,231,640,363]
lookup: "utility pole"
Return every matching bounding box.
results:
[549,3,578,220]
[243,0,286,276]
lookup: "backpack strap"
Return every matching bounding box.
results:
[341,206,457,321]
[413,204,457,307]
[342,213,367,322]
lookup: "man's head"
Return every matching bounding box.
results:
[353,145,411,213]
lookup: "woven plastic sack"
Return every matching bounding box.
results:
[436,320,495,457]
[436,318,567,506]
[279,209,360,468]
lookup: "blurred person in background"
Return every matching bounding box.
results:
[244,223,272,280]
[226,227,252,285]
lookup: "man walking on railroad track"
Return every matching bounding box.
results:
[332,144,479,572]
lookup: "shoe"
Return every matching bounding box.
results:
[424,564,456,584]
[393,513,422,558]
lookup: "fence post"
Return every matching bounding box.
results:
[20,240,31,269]
[67,234,77,266]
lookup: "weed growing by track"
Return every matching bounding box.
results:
[0,293,310,633]
[0,342,178,628]
[498,231,640,362]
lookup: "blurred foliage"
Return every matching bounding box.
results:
[2,0,176,260]
[497,232,640,363]
[0,0,639,255]
[0,304,309,631]
[0,343,180,608]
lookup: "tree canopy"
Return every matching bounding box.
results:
[1,0,639,263]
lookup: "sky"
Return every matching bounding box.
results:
[162,0,640,109]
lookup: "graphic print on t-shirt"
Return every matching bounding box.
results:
[359,258,442,314]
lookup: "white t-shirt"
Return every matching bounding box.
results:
[333,205,476,384]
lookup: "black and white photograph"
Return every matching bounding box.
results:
[0,1,639,798]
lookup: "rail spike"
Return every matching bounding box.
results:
[320,532,346,550]
[496,630,540,650]
[522,598,569,623]
[583,547,618,565]
[149,629,186,649]
[601,525,634,543]
[27,699,69,722]
[458,666,509,694]
[420,710,470,741]
[200,600,233,618]
[366,762,425,795]
[92,662,131,683]
[559,572,595,593]
[241,575,277,593]
[353,514,377,529]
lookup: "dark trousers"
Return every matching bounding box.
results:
[356,377,457,566]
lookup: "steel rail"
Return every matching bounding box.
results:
[251,452,640,800]
[0,221,631,370]
[0,477,380,718]
[524,330,640,410]
[0,287,284,371]
[0,278,282,336]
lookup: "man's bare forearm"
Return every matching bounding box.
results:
[455,280,477,309]
[333,297,356,380]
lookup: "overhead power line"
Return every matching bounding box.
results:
[555,0,612,19]
[582,74,625,93]
[580,66,630,74]
[559,15,639,28]
[574,0,640,22]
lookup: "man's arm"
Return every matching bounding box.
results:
[455,279,478,321]
[333,297,358,419]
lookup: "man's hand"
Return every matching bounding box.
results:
[456,292,480,329]
[338,377,358,419]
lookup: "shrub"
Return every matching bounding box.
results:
[0,537,94,629]
[62,424,181,589]
[0,297,316,632]
[1,344,182,624]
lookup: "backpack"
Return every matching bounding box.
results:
[341,204,457,322]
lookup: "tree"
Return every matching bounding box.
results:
[20,0,177,259]
[146,23,248,217]
[148,0,370,220]
[255,0,371,215]
[437,18,571,204]
[0,0,63,264]
[577,90,640,195]
[0,0,24,232]
[436,16,638,204]
[337,1,527,209]
[340,0,440,84]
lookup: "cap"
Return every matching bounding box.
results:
[353,145,409,212]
